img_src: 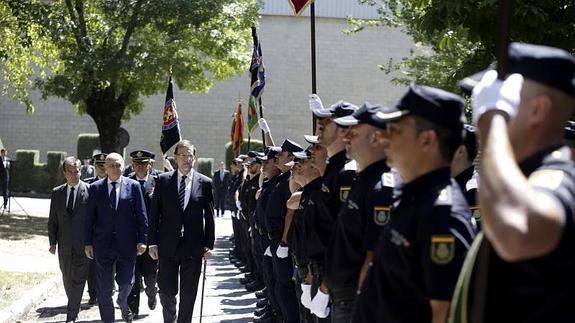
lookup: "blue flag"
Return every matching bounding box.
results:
[160,77,182,154]
[250,27,265,99]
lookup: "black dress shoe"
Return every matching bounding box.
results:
[244,273,255,280]
[148,295,157,310]
[254,308,276,322]
[88,297,98,305]
[245,280,265,292]
[256,298,268,308]
[239,266,250,273]
[255,288,267,299]
[254,304,271,317]
[122,308,134,322]
[240,277,255,285]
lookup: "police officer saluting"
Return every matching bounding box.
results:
[353,85,477,323]
[320,103,397,322]
[449,43,575,323]
[126,150,158,318]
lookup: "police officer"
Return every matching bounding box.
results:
[451,124,480,224]
[320,103,397,322]
[127,150,159,318]
[82,152,108,305]
[449,43,575,323]
[353,85,477,323]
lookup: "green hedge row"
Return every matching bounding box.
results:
[10,150,67,194]
[224,139,264,169]
[196,158,213,178]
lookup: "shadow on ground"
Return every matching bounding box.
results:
[0,214,48,240]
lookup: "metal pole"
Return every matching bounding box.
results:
[310,2,317,134]
[496,0,513,80]
[199,257,207,323]
[259,97,265,146]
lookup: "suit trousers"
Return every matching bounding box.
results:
[58,252,89,320]
[95,255,136,323]
[158,240,203,323]
[1,180,7,207]
[87,259,99,300]
[270,238,299,323]
[128,252,158,314]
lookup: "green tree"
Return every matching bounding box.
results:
[1,0,259,152]
[350,0,575,95]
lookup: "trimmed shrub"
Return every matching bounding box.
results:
[10,150,67,193]
[224,139,264,169]
[196,158,214,178]
[77,134,100,160]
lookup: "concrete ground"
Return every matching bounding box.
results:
[0,197,257,323]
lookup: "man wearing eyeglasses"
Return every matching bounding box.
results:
[148,140,215,323]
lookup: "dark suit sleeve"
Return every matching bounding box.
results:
[149,176,162,245]
[133,181,148,245]
[203,179,215,249]
[84,184,96,246]
[48,189,59,246]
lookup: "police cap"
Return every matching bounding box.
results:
[334,102,391,129]
[375,84,465,131]
[313,100,359,119]
[130,149,155,163]
[92,153,108,165]
[460,43,575,97]
[280,139,304,153]
[304,135,319,145]
[258,146,281,161]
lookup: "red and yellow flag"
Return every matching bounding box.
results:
[231,102,244,157]
[288,0,314,16]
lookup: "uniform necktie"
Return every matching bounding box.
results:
[179,175,187,210]
[66,187,75,215]
[110,182,117,209]
[139,180,146,193]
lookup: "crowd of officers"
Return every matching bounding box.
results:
[227,42,575,323]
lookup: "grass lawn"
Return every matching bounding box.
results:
[0,271,53,311]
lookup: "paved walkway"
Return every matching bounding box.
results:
[1,197,256,322]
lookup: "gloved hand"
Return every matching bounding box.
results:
[264,246,272,257]
[309,94,324,111]
[300,283,312,309]
[310,289,330,318]
[276,244,289,258]
[471,70,523,125]
[259,118,270,134]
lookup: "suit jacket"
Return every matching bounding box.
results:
[213,169,230,193]
[48,181,90,256]
[84,177,148,258]
[0,157,10,183]
[149,170,215,258]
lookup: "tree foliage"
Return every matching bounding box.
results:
[1,0,259,152]
[350,0,575,95]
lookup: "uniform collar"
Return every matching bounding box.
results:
[518,144,566,176]
[357,159,389,180]
[327,149,347,165]
[401,167,451,198]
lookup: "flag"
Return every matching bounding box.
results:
[231,102,244,157]
[247,95,259,135]
[288,0,314,16]
[160,76,182,155]
[250,26,265,100]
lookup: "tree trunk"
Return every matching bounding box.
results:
[85,86,127,153]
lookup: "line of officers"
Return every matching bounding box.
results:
[227,42,575,323]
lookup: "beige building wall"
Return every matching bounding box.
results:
[0,14,413,167]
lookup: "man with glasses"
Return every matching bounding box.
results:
[148,140,215,323]
[48,156,91,323]
[84,153,148,323]
[353,85,476,323]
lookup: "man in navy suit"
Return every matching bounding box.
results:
[148,140,215,323]
[84,153,148,323]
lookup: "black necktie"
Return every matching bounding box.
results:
[139,180,146,193]
[178,175,186,210]
[66,187,75,215]
[110,182,117,209]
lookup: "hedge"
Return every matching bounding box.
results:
[10,150,67,193]
[196,158,214,178]
[77,133,100,160]
[224,139,264,169]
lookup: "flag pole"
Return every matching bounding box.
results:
[310,1,317,134]
[259,97,265,146]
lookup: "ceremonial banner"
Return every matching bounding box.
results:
[247,95,259,135]
[250,27,265,100]
[160,77,182,154]
[231,102,244,157]
[288,0,314,16]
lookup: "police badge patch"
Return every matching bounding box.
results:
[373,206,390,226]
[340,186,351,202]
[431,235,455,264]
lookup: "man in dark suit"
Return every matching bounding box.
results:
[48,156,91,323]
[82,152,108,305]
[127,150,159,317]
[84,153,148,323]
[0,148,11,209]
[148,140,215,323]
[212,161,229,217]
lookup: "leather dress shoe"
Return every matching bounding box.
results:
[254,304,272,317]
[240,276,255,285]
[255,288,267,299]
[245,280,265,292]
[256,298,268,308]
[88,297,98,305]
[122,308,134,322]
[239,266,250,273]
[148,295,157,310]
[254,309,276,322]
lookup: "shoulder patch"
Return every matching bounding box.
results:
[344,160,357,172]
[434,187,452,206]
[382,172,394,188]
[373,206,391,226]
[528,169,564,191]
[431,235,455,264]
[340,186,351,202]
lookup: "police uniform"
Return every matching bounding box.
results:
[126,150,159,316]
[83,153,108,184]
[451,43,575,323]
[353,85,476,323]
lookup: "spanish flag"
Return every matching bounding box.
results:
[288,0,314,16]
[231,102,244,157]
